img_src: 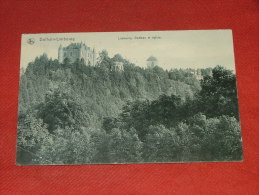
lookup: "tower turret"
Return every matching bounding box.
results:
[58,44,63,63]
[79,43,83,60]
[93,48,96,66]
[147,56,158,68]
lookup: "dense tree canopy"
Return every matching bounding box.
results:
[17,53,242,165]
[198,65,239,118]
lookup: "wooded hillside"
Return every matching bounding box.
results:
[17,51,242,165]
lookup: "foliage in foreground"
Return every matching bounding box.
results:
[17,110,242,164]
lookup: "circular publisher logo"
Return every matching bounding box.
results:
[27,38,35,45]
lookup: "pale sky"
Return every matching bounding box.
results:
[20,30,236,71]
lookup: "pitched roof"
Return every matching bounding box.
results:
[147,56,158,61]
[66,43,87,49]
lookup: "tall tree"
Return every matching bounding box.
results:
[143,125,181,162]
[37,89,90,133]
[199,65,239,118]
[17,114,50,164]
[108,128,143,163]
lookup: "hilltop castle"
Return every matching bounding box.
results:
[58,43,96,66]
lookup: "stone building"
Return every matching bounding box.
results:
[194,69,203,80]
[190,69,203,80]
[114,61,124,71]
[192,68,213,80]
[147,56,158,68]
[58,43,96,66]
[111,54,124,71]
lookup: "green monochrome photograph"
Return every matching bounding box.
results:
[16,30,243,165]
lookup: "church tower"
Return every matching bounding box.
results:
[93,48,96,66]
[147,56,158,68]
[58,44,63,63]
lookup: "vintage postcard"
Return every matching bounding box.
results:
[17,30,243,165]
